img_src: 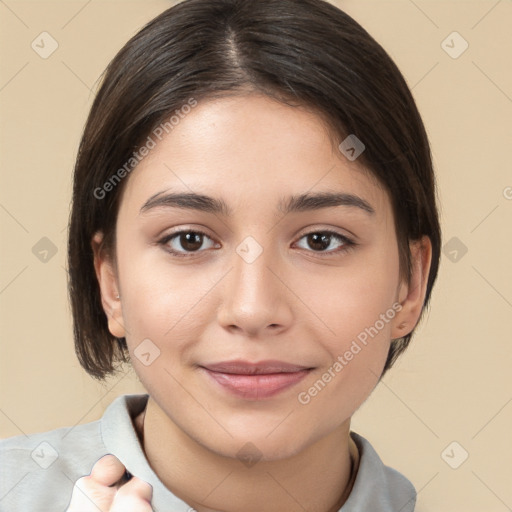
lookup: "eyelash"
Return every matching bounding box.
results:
[157,228,356,258]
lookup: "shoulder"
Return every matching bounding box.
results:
[0,394,141,512]
[343,432,417,512]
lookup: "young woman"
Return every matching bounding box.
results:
[0,0,441,510]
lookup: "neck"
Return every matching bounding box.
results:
[139,396,356,512]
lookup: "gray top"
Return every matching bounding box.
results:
[0,394,416,511]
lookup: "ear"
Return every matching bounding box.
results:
[391,235,433,338]
[91,231,126,338]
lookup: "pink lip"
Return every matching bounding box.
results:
[200,360,313,400]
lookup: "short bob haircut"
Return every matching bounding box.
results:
[67,0,441,380]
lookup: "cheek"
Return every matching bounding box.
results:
[117,252,224,395]
[296,240,399,407]
[323,274,398,354]
[304,242,400,351]
[308,287,394,407]
[117,243,206,336]
[295,301,394,431]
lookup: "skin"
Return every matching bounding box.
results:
[65,454,152,511]
[91,93,432,512]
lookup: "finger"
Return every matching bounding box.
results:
[111,477,153,512]
[66,475,117,512]
[116,476,153,501]
[90,454,127,487]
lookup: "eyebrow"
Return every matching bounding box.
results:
[139,190,375,216]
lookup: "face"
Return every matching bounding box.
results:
[94,93,427,461]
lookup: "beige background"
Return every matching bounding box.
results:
[1,1,511,510]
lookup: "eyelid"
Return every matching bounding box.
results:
[292,229,356,254]
[295,224,356,242]
[158,226,218,257]
[158,226,357,258]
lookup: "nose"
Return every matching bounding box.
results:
[216,240,293,337]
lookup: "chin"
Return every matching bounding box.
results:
[216,437,307,464]
[198,423,317,463]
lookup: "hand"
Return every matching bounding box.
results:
[65,454,153,511]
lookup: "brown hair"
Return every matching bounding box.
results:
[67,0,441,380]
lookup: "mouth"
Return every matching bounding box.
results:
[199,360,314,400]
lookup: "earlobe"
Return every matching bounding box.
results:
[91,231,126,338]
[391,236,432,339]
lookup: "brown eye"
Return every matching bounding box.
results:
[178,232,204,252]
[295,231,355,255]
[159,229,218,258]
[306,233,332,251]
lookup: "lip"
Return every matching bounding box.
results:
[200,359,313,400]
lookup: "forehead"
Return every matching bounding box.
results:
[119,94,389,218]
